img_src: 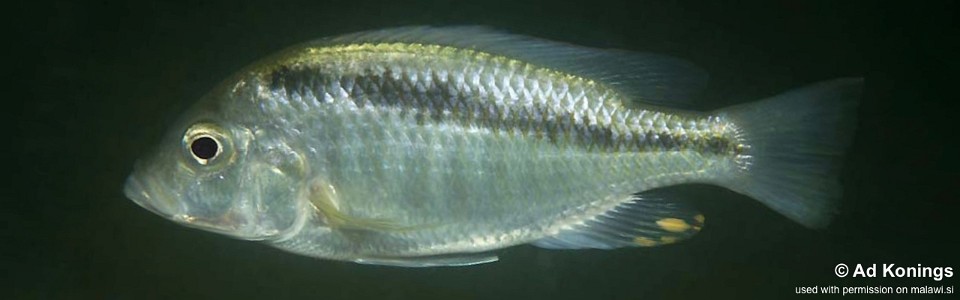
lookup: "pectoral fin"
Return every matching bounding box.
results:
[306,179,417,232]
[532,191,705,249]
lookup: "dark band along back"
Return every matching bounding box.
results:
[269,65,738,156]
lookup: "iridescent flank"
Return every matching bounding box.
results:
[124,27,861,267]
[260,43,741,157]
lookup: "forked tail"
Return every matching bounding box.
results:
[717,78,863,228]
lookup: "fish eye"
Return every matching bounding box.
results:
[183,123,234,167]
[190,135,220,163]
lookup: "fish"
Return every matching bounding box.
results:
[123,26,861,267]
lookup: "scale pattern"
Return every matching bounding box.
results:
[250,43,743,256]
[263,43,739,156]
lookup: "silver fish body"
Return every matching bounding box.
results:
[125,27,861,267]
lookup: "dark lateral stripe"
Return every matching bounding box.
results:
[269,66,736,155]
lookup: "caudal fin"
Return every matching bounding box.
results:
[718,78,862,228]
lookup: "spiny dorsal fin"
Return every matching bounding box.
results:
[310,26,709,109]
[532,192,705,249]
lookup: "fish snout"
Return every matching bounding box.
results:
[124,174,180,218]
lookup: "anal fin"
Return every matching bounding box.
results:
[532,191,705,249]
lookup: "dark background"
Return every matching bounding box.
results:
[10,0,958,299]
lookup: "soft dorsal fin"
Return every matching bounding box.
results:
[532,192,705,249]
[311,26,709,109]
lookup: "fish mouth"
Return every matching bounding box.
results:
[123,171,265,240]
[124,174,180,218]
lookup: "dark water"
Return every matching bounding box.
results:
[12,1,958,298]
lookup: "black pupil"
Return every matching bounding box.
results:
[191,137,219,160]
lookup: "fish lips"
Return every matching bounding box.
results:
[124,173,182,219]
[123,171,272,241]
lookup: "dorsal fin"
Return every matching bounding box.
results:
[310,26,709,109]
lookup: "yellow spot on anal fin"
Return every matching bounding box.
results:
[692,214,705,231]
[656,218,691,233]
[633,237,658,247]
[660,236,678,244]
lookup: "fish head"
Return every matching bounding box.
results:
[124,94,309,241]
